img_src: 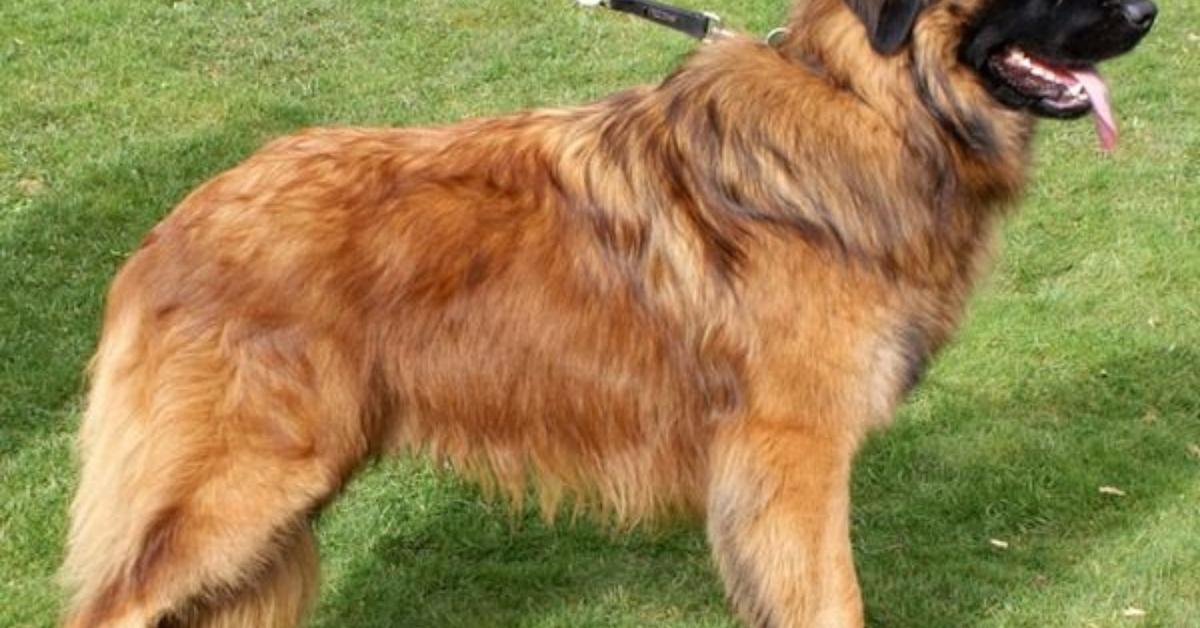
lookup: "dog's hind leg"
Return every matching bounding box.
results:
[62,304,371,627]
[706,419,864,628]
[163,525,319,628]
[65,499,320,628]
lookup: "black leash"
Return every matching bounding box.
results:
[577,0,724,40]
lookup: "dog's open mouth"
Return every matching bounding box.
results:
[988,47,1118,151]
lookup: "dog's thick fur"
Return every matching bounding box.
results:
[62,0,1153,625]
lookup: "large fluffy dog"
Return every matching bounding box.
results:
[62,0,1155,625]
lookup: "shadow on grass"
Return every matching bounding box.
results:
[312,345,1197,627]
[857,343,1198,625]
[0,103,317,457]
[315,492,728,628]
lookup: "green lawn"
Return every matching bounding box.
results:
[1,1,1197,626]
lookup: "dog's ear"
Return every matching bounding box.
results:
[846,0,924,54]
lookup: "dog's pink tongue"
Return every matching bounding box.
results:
[1070,67,1117,151]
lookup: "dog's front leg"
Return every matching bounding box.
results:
[707,419,863,628]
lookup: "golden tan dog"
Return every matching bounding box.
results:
[62,0,1154,625]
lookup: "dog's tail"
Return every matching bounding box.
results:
[60,262,352,627]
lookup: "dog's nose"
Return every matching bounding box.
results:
[1119,0,1157,30]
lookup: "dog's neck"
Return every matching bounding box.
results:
[777,0,914,115]
[776,0,1033,202]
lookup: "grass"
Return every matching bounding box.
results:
[1,0,1196,626]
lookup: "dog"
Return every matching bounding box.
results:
[61,0,1155,625]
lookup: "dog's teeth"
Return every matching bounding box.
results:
[1029,64,1059,83]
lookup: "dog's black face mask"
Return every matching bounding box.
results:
[960,0,1156,144]
[845,0,1156,150]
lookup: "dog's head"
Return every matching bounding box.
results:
[836,0,1156,150]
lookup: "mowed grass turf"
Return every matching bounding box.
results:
[1,1,1196,626]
